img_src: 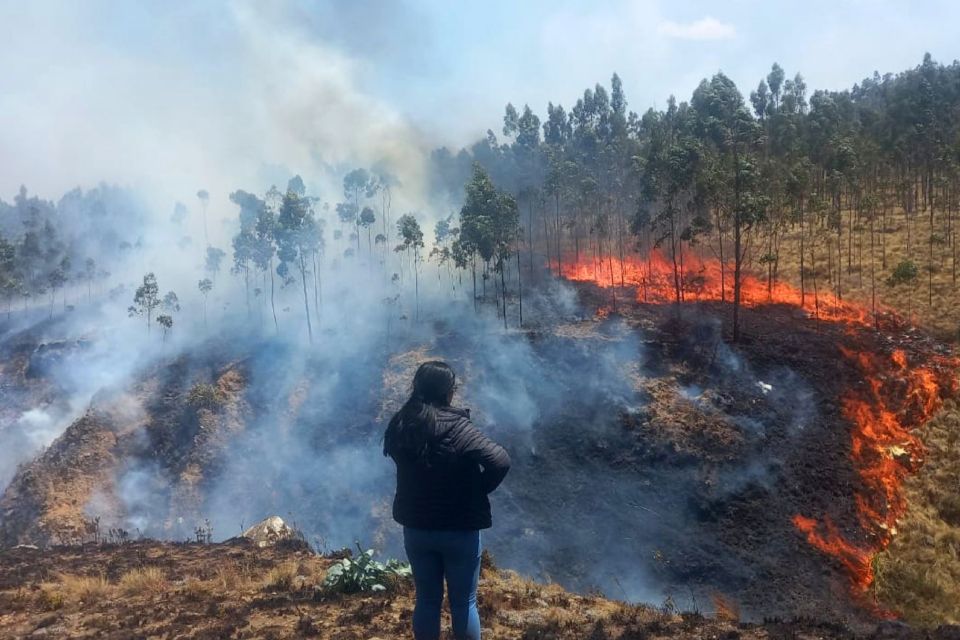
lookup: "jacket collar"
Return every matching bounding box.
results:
[440,405,471,419]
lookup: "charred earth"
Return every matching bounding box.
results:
[1,278,958,629]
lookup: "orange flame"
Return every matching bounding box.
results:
[562,250,876,325]
[562,251,958,606]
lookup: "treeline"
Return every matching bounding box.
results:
[0,185,147,318]
[430,53,960,338]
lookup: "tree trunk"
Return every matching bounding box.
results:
[298,254,314,343]
[269,261,278,335]
[516,246,523,328]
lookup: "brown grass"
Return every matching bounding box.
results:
[263,561,300,592]
[59,573,111,603]
[0,541,876,638]
[35,587,65,611]
[180,577,214,601]
[873,400,960,624]
[118,566,168,596]
[214,564,245,590]
[771,207,960,341]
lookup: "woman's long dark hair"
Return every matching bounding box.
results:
[384,361,456,460]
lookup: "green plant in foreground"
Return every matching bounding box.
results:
[323,544,412,594]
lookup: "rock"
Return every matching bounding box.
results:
[241,516,296,548]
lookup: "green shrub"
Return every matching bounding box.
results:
[187,383,225,410]
[323,545,411,594]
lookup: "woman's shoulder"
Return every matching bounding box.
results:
[438,406,471,421]
[435,406,473,436]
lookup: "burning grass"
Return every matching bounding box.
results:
[563,250,960,614]
[873,400,960,624]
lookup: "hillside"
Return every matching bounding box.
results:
[0,539,956,640]
[1,277,957,627]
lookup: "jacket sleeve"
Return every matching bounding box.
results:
[456,420,511,493]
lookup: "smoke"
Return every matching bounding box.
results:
[0,1,830,619]
[0,1,432,230]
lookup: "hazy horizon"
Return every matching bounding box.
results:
[1,0,958,202]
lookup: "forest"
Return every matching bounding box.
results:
[1,53,959,345]
[429,52,960,340]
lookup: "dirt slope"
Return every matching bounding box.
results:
[1,540,954,640]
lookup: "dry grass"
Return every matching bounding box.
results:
[59,573,111,603]
[263,561,300,592]
[771,207,960,341]
[180,577,214,601]
[214,563,247,591]
[0,541,875,639]
[873,400,960,624]
[35,587,65,611]
[118,566,168,596]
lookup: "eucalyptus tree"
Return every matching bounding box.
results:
[636,96,705,306]
[691,72,767,340]
[198,278,213,329]
[251,204,279,333]
[276,187,322,343]
[360,206,376,256]
[395,213,424,320]
[343,168,375,254]
[129,273,161,334]
[205,246,226,282]
[0,235,18,318]
[230,190,266,317]
[157,314,174,344]
[197,189,210,245]
[458,164,520,327]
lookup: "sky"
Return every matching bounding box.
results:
[0,0,958,204]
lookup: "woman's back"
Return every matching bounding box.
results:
[389,406,510,531]
[385,361,509,640]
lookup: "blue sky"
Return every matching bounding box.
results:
[0,1,958,202]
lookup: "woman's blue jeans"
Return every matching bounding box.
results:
[403,527,482,640]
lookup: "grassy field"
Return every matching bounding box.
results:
[759,205,959,342]
[873,400,960,624]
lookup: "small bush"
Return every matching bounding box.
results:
[323,545,412,594]
[214,565,242,590]
[264,561,300,592]
[188,383,225,410]
[181,577,214,601]
[118,566,168,596]
[37,587,65,611]
[60,573,111,603]
[886,260,918,287]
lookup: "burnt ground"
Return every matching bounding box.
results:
[558,283,958,620]
[1,281,957,627]
[0,539,956,640]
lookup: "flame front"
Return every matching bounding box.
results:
[561,250,874,325]
[561,251,958,604]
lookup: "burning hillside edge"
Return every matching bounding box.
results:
[0,250,958,628]
[563,250,960,612]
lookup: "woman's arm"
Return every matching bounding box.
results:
[457,422,511,493]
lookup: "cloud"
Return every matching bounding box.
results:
[657,16,736,40]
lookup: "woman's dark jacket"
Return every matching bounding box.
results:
[386,406,510,531]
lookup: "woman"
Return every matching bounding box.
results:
[384,361,511,640]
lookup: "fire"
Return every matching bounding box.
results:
[561,250,875,325]
[562,251,959,606]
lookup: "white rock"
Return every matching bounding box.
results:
[242,516,295,547]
